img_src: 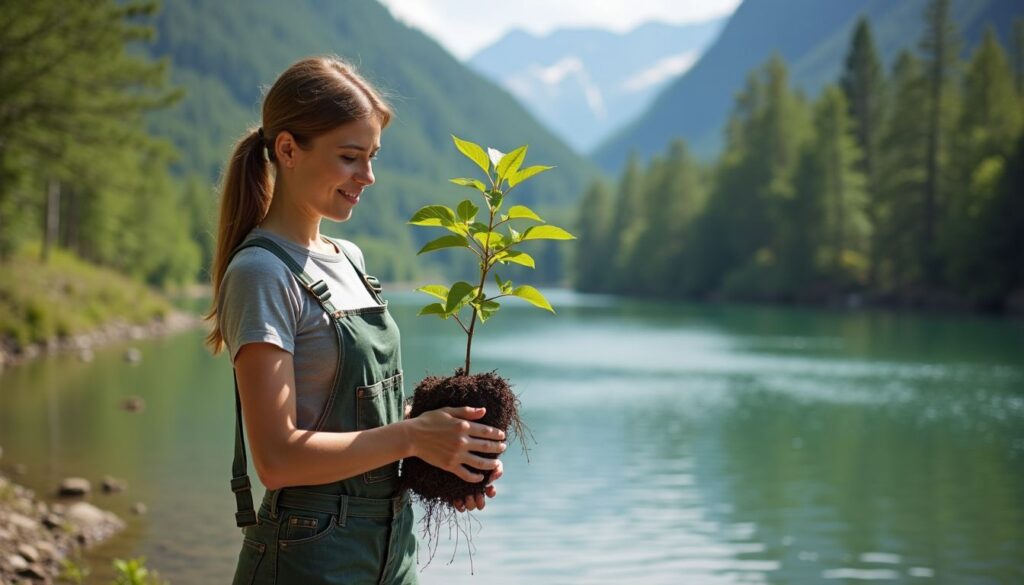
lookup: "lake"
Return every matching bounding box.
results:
[1,290,1022,584]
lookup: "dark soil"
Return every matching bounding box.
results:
[399,368,523,503]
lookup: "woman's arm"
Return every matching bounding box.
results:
[235,342,505,491]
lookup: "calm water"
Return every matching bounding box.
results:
[1,290,1023,584]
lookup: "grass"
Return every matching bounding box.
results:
[0,244,173,351]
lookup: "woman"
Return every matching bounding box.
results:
[204,56,507,585]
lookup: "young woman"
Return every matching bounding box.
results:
[204,56,506,585]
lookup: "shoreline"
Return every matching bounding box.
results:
[0,470,127,583]
[0,309,204,370]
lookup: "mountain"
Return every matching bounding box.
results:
[593,0,1024,172]
[142,0,603,279]
[468,20,726,154]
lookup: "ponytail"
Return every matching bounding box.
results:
[203,128,272,354]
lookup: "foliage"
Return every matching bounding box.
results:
[0,245,171,349]
[575,2,1024,311]
[409,136,575,373]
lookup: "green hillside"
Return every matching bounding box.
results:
[144,0,603,282]
[593,0,1023,171]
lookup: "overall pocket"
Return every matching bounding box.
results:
[355,372,404,483]
[231,537,266,585]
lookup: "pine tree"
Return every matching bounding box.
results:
[607,153,645,292]
[876,51,929,292]
[810,86,869,285]
[574,180,614,293]
[840,16,885,285]
[919,0,962,285]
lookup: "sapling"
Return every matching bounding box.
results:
[399,135,574,552]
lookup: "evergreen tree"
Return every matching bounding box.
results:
[607,153,645,292]
[919,0,962,285]
[574,180,614,292]
[809,86,869,285]
[876,51,929,292]
[943,28,1022,304]
[840,16,885,285]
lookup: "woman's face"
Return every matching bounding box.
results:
[283,116,381,223]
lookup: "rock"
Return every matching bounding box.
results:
[6,553,28,572]
[41,513,61,530]
[123,348,142,363]
[6,512,37,531]
[19,562,48,580]
[0,527,11,541]
[129,326,145,340]
[57,478,91,497]
[77,348,94,363]
[64,501,124,544]
[15,545,38,564]
[121,397,145,413]
[100,476,126,493]
[34,541,57,561]
[131,502,147,515]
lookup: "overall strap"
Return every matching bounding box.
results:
[226,236,342,527]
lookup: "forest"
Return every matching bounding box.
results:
[576,5,1024,312]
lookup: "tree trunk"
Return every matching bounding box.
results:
[42,179,60,262]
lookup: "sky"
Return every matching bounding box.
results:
[376,0,743,61]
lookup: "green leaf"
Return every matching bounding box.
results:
[511,285,554,313]
[409,205,456,227]
[452,135,490,175]
[508,165,554,188]
[506,204,543,222]
[486,189,504,212]
[501,250,535,268]
[473,231,507,251]
[450,178,487,192]
[474,299,501,323]
[468,221,490,235]
[417,234,469,255]
[445,281,476,313]
[497,145,527,184]
[487,147,505,168]
[521,224,575,241]
[509,226,521,243]
[418,303,446,317]
[416,284,449,301]
[456,199,479,223]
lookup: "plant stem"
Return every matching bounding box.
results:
[464,190,498,375]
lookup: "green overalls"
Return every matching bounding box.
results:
[227,236,418,585]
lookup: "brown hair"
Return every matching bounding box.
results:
[204,55,393,354]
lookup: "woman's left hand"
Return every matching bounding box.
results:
[454,458,503,512]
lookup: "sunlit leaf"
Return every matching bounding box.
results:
[452,135,490,174]
[416,284,449,301]
[487,147,505,168]
[508,164,554,188]
[450,177,487,191]
[497,145,527,184]
[418,303,446,317]
[521,224,575,241]
[511,285,554,313]
[417,234,468,254]
[506,204,543,222]
[409,205,456,227]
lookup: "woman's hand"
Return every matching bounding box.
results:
[406,406,506,483]
[454,458,503,512]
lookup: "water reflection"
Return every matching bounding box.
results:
[0,290,1022,583]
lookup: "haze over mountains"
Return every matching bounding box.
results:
[468,19,726,153]
[592,0,1023,172]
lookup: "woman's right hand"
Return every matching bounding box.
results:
[406,406,506,483]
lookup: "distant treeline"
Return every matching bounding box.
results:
[0,0,212,288]
[575,1,1024,312]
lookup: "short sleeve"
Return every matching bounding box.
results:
[218,248,302,363]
